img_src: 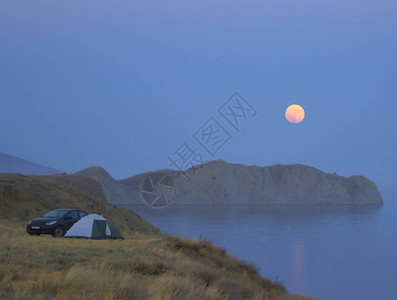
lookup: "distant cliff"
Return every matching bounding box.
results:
[119,161,383,205]
[75,167,137,205]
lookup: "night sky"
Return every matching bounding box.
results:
[1,1,396,198]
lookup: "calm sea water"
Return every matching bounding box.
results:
[125,200,397,300]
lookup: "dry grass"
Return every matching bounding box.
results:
[0,174,158,234]
[0,220,315,300]
[0,173,315,299]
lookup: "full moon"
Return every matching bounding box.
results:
[285,104,305,124]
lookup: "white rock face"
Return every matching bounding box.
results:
[75,167,141,205]
[121,161,384,205]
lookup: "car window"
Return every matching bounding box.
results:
[79,211,88,218]
[67,211,80,220]
[42,210,69,218]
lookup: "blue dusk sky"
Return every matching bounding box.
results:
[1,1,396,197]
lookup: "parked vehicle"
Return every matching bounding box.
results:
[26,209,88,237]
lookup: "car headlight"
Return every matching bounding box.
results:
[46,220,57,226]
[28,220,32,225]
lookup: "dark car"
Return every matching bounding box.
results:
[26,209,88,237]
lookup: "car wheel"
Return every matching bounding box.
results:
[53,227,64,238]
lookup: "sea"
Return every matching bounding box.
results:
[123,200,397,300]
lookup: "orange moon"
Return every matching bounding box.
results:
[285,104,305,124]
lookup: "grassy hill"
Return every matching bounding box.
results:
[0,173,157,234]
[0,173,314,300]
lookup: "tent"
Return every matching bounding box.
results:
[64,214,124,239]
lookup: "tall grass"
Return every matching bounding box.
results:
[0,220,315,299]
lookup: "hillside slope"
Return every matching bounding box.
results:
[0,224,314,300]
[0,153,61,175]
[0,173,157,234]
[0,173,313,300]
[35,173,108,203]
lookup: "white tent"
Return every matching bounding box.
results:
[64,214,123,239]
